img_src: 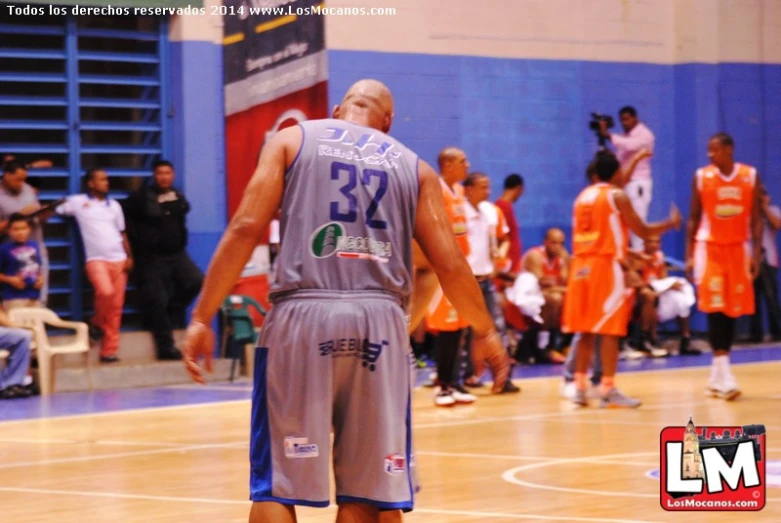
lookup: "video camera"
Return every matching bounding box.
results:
[589,112,614,149]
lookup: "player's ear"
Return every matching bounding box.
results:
[383,112,393,133]
[331,105,340,119]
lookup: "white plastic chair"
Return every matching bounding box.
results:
[8,307,93,396]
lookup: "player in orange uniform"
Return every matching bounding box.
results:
[685,133,763,400]
[562,153,681,407]
[412,147,479,406]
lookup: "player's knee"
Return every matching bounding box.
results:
[378,509,403,523]
[545,291,563,308]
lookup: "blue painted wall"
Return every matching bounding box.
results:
[328,51,781,264]
[170,40,227,273]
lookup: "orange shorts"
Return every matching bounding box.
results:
[425,285,468,333]
[562,256,635,337]
[693,241,754,318]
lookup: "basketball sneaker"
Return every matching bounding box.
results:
[599,388,641,408]
[717,374,741,401]
[452,385,477,404]
[434,388,456,407]
[572,388,588,407]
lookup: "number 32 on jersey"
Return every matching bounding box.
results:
[330,161,388,230]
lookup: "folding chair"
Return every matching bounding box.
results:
[8,307,93,396]
[220,295,267,381]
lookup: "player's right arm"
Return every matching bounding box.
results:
[613,189,681,239]
[523,249,552,289]
[183,126,301,384]
[413,159,509,391]
[685,174,703,280]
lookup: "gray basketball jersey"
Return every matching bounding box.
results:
[270,118,419,303]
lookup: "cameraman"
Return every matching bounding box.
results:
[599,106,655,250]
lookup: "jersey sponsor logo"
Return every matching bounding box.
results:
[717,187,743,200]
[384,454,406,476]
[318,337,387,372]
[714,204,744,219]
[284,437,319,459]
[317,126,402,169]
[309,222,392,263]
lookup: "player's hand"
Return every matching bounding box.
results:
[750,256,761,280]
[471,329,510,394]
[685,258,695,281]
[20,203,41,215]
[669,203,682,230]
[637,148,653,161]
[8,276,25,290]
[182,319,215,385]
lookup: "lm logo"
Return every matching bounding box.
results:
[659,417,766,511]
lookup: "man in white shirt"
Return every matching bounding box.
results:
[600,106,655,250]
[750,185,781,342]
[55,168,133,363]
[463,172,519,393]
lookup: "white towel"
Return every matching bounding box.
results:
[504,272,546,324]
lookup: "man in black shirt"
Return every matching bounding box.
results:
[123,161,203,360]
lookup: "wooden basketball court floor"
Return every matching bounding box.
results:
[1,353,780,523]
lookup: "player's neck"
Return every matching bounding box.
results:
[442,173,461,189]
[717,161,735,176]
[467,197,482,209]
[498,191,514,203]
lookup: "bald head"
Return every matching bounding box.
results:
[544,228,566,258]
[332,79,394,133]
[644,234,660,255]
[437,147,470,185]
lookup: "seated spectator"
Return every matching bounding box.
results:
[0,306,34,399]
[750,185,781,342]
[0,161,50,304]
[632,235,699,356]
[55,168,133,364]
[0,214,43,311]
[122,161,203,361]
[518,228,569,363]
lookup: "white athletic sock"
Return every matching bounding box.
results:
[710,356,727,384]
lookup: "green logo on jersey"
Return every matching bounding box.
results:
[310,222,344,258]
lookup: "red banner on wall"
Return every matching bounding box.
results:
[223,0,328,224]
[222,0,328,317]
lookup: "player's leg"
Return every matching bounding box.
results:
[572,332,595,406]
[592,260,641,408]
[249,502,297,523]
[706,311,740,400]
[433,328,466,406]
[560,332,579,398]
[248,299,333,522]
[332,296,415,520]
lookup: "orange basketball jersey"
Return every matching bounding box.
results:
[571,183,629,260]
[426,178,471,332]
[694,163,756,245]
[641,250,665,283]
[440,177,470,257]
[531,245,565,285]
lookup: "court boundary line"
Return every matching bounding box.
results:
[1,359,778,428]
[0,486,666,522]
[501,451,781,502]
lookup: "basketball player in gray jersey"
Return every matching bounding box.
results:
[183,79,509,523]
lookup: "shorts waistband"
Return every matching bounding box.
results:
[270,289,404,306]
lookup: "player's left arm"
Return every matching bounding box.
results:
[558,250,570,291]
[750,173,764,279]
